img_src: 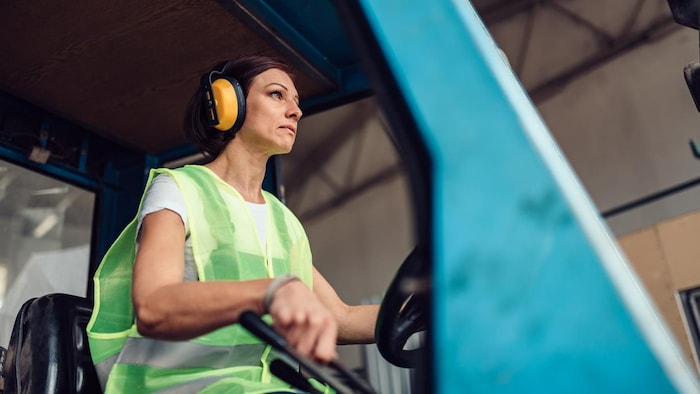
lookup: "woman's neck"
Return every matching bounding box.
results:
[205,146,268,203]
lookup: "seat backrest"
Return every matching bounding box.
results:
[3,293,102,394]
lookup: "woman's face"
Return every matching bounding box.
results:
[237,68,302,155]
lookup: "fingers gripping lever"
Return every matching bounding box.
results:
[238,311,377,394]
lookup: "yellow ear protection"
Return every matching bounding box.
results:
[201,65,246,132]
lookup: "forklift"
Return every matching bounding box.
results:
[0,1,698,393]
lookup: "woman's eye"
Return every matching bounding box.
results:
[271,91,283,100]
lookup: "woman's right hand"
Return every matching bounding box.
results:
[267,280,339,363]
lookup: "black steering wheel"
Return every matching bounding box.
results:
[375,246,429,368]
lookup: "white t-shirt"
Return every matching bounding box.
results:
[139,174,189,229]
[137,173,268,280]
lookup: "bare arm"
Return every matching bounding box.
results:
[132,210,269,339]
[312,267,379,345]
[132,209,338,361]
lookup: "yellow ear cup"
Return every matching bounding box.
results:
[211,78,240,131]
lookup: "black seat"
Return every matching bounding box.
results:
[2,293,102,394]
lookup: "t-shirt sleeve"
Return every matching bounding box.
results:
[137,173,187,239]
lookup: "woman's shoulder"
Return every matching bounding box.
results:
[150,165,210,187]
[144,173,183,205]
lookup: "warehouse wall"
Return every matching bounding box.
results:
[539,28,700,236]
[283,24,700,372]
[618,210,700,371]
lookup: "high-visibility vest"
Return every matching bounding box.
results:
[87,165,314,393]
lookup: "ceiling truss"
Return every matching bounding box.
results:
[287,0,684,221]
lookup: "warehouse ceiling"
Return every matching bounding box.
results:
[0,0,368,156]
[476,0,680,102]
[0,1,683,155]
[283,0,688,217]
[0,0,691,223]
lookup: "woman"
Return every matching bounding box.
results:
[87,56,379,393]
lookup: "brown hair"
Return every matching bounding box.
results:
[184,56,293,157]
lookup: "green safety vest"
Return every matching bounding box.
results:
[87,165,315,393]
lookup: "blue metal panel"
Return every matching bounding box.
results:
[95,160,149,258]
[219,0,371,113]
[234,0,352,72]
[356,0,699,392]
[299,63,371,113]
[221,0,340,86]
[156,143,199,166]
[0,145,98,190]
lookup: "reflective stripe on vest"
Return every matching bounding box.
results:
[119,338,267,370]
[94,342,290,389]
[155,377,227,394]
[154,376,302,394]
[88,165,314,393]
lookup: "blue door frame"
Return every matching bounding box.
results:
[340,0,700,392]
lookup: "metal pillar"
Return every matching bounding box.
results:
[350,0,699,392]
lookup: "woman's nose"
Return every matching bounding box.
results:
[287,100,303,121]
[287,101,302,120]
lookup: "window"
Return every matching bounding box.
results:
[0,159,94,346]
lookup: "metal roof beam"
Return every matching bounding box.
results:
[480,0,540,25]
[219,0,339,89]
[529,16,679,102]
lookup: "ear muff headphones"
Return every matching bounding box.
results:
[201,65,246,132]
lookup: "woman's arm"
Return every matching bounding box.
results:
[132,209,269,339]
[312,267,379,345]
[132,209,338,361]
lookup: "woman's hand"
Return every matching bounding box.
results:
[267,280,338,363]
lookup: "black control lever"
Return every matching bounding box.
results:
[270,359,324,394]
[238,310,377,394]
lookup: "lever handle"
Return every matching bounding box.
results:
[238,310,360,393]
[238,310,288,350]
